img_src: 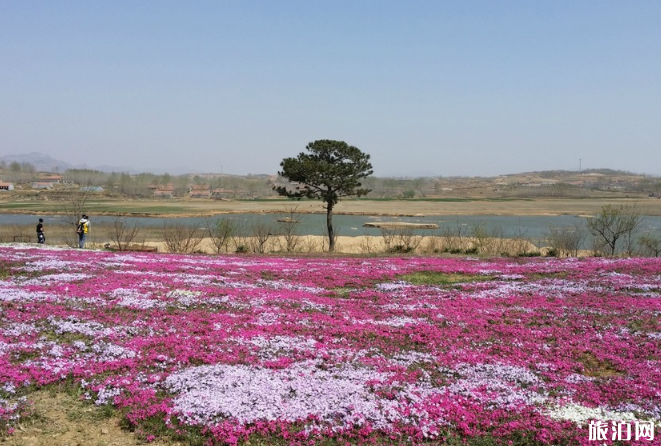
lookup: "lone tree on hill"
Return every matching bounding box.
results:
[274,140,373,252]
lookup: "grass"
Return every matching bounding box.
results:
[399,271,495,286]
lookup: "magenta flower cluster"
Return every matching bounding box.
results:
[0,246,659,445]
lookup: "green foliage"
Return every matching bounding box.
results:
[400,271,494,286]
[517,251,541,257]
[235,244,249,253]
[386,244,415,253]
[275,140,373,206]
[275,140,373,251]
[0,260,15,279]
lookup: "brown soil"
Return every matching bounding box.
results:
[1,391,179,446]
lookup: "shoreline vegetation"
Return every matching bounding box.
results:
[1,198,659,256]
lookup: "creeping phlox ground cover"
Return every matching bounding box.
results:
[0,246,660,445]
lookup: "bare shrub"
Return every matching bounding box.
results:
[638,233,661,257]
[468,222,490,254]
[58,186,94,247]
[276,205,304,252]
[439,221,467,253]
[545,224,585,257]
[105,217,143,251]
[381,227,424,253]
[247,221,274,254]
[0,224,33,243]
[507,225,537,257]
[161,220,203,253]
[586,204,643,256]
[230,220,252,253]
[321,224,340,252]
[359,235,384,254]
[303,236,322,253]
[206,217,235,254]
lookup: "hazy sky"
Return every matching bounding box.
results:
[1,1,660,177]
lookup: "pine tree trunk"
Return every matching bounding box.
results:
[326,202,334,252]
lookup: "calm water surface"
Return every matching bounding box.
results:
[3,213,660,242]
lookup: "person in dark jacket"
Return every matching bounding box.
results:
[36,218,45,244]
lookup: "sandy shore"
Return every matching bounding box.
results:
[98,234,543,256]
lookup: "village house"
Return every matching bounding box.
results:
[152,183,175,198]
[0,181,14,191]
[189,184,211,198]
[31,181,54,190]
[211,188,233,199]
[40,174,63,183]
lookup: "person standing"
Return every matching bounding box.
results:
[77,214,89,248]
[36,218,45,244]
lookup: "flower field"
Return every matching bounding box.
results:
[1,245,660,445]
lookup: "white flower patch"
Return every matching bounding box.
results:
[382,303,438,311]
[300,300,329,312]
[615,402,661,421]
[166,289,203,307]
[257,279,325,294]
[21,272,92,285]
[547,403,648,427]
[0,284,50,302]
[90,341,138,361]
[21,259,72,272]
[116,293,166,310]
[375,281,412,292]
[390,351,437,367]
[469,279,598,300]
[165,361,401,431]
[445,362,546,409]
[48,316,114,337]
[499,274,525,280]
[1,322,38,337]
[477,268,501,275]
[93,385,123,405]
[255,312,280,326]
[456,362,540,386]
[564,373,594,384]
[243,335,318,359]
[172,273,213,286]
[371,316,425,328]
[2,382,17,394]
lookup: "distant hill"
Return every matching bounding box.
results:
[0,152,205,175]
[0,152,74,172]
[0,152,143,174]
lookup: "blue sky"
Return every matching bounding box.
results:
[1,1,659,176]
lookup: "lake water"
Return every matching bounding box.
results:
[3,213,660,243]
